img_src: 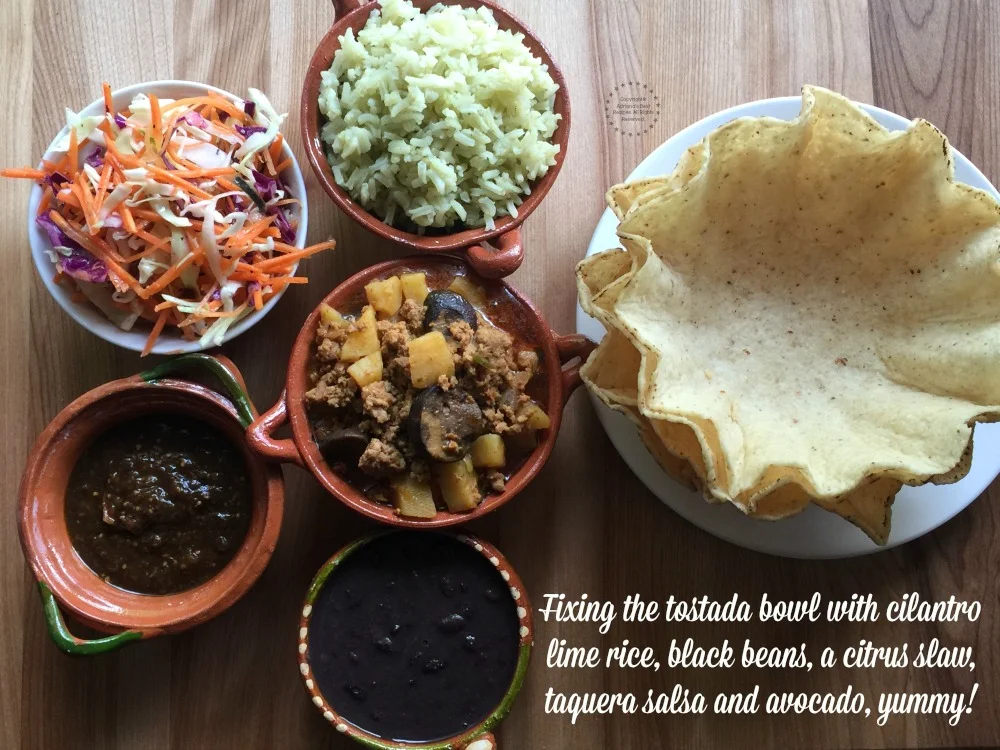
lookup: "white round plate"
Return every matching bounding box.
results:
[26,80,308,355]
[576,95,1000,559]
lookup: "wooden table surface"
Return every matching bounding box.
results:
[2,1,998,748]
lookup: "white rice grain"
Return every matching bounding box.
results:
[317,0,560,230]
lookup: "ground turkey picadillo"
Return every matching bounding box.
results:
[305,271,550,517]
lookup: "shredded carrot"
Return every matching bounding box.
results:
[225,216,274,247]
[267,276,309,287]
[254,243,332,270]
[118,205,137,233]
[216,176,243,194]
[268,134,284,163]
[204,93,248,121]
[133,229,170,250]
[49,211,141,292]
[144,164,213,201]
[0,167,47,179]
[37,186,53,217]
[54,189,82,209]
[104,138,141,169]
[142,309,169,356]
[95,161,113,206]
[149,94,163,153]
[102,82,114,116]
[169,166,236,179]
[1,84,333,353]
[137,252,197,299]
[71,177,100,234]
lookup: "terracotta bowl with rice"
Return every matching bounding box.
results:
[301,0,571,278]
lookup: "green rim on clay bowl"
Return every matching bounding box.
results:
[18,353,284,655]
[298,530,533,749]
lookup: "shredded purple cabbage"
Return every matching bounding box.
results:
[36,214,108,283]
[267,205,296,244]
[243,100,256,117]
[60,251,109,284]
[113,113,127,129]
[84,148,105,170]
[179,111,210,129]
[209,288,222,302]
[44,171,69,190]
[235,124,266,139]
[251,169,280,202]
[36,213,81,251]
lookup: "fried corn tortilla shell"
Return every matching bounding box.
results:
[578,249,886,534]
[581,311,898,540]
[578,88,1000,543]
[606,143,706,220]
[610,85,1000,512]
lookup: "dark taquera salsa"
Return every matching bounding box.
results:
[65,415,252,595]
[308,532,521,742]
[305,268,550,518]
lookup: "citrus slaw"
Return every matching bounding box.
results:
[2,83,334,355]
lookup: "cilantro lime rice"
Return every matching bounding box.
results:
[317,0,561,231]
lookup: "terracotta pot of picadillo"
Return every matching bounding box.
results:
[300,0,571,279]
[247,254,594,527]
[297,530,533,750]
[18,354,284,655]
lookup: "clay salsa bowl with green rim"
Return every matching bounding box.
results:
[297,529,533,749]
[17,354,284,655]
[300,0,571,279]
[246,254,595,527]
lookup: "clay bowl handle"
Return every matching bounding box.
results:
[555,333,597,405]
[247,392,306,468]
[140,353,257,428]
[466,228,525,279]
[39,583,143,656]
[331,0,366,16]
[461,733,497,750]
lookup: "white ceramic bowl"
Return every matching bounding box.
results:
[26,80,309,355]
[578,95,1000,559]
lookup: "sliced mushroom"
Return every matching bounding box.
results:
[315,426,369,463]
[408,386,485,462]
[423,290,478,334]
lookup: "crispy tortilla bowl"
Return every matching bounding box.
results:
[578,86,1000,545]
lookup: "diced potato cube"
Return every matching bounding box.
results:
[347,350,383,387]
[434,456,481,511]
[365,276,403,318]
[471,434,506,469]
[408,331,455,388]
[400,272,430,304]
[520,401,552,430]
[447,276,487,308]
[340,306,379,362]
[319,303,348,327]
[391,477,437,519]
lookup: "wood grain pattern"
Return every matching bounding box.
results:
[1,0,998,747]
